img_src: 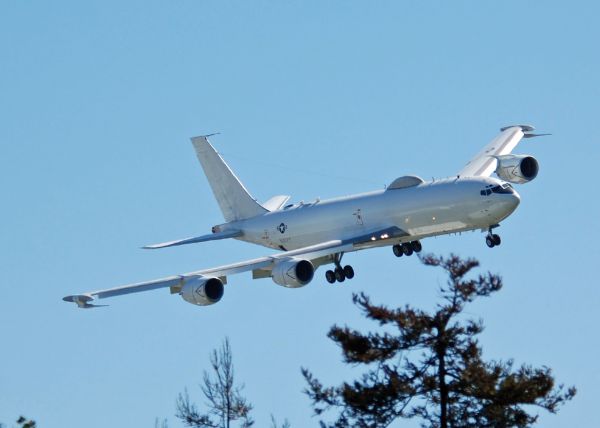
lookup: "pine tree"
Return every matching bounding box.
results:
[176,338,253,428]
[302,254,575,428]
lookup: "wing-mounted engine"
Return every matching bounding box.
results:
[180,276,224,306]
[494,154,539,184]
[271,258,315,288]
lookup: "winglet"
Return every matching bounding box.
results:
[63,294,107,309]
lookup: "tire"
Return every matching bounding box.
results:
[335,267,346,282]
[492,234,501,246]
[325,270,336,284]
[411,241,422,253]
[343,265,355,279]
[402,243,414,256]
[486,235,495,248]
[393,244,403,257]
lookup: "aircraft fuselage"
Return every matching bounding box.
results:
[226,176,520,252]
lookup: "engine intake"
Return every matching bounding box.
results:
[495,154,539,184]
[271,258,315,288]
[180,276,224,306]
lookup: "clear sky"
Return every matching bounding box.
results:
[1,1,598,427]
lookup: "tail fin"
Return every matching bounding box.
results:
[191,136,268,222]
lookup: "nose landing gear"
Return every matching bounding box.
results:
[485,226,502,248]
[486,233,501,248]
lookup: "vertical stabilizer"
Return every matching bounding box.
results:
[191,136,268,222]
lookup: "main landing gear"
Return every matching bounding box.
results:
[325,253,355,284]
[392,241,422,257]
[485,226,501,248]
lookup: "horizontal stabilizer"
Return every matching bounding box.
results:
[143,230,242,250]
[262,195,291,211]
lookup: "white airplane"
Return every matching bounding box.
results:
[64,125,545,308]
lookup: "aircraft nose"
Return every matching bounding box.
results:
[506,189,521,211]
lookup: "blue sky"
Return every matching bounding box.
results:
[1,1,598,427]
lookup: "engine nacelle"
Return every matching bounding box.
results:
[271,258,315,288]
[495,154,539,184]
[180,276,224,306]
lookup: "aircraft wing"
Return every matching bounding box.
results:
[64,239,350,308]
[458,125,545,177]
[63,226,408,308]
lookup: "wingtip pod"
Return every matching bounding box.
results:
[63,294,107,309]
[500,124,536,132]
[499,124,551,139]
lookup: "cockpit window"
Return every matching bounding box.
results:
[480,183,513,196]
[491,184,514,194]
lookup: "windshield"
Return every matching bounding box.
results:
[480,183,514,196]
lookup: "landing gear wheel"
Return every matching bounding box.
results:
[343,265,354,279]
[411,241,422,253]
[335,267,346,282]
[492,234,501,246]
[325,270,336,284]
[485,235,495,248]
[402,243,414,256]
[393,244,403,257]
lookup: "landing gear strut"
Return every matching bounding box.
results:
[393,241,422,258]
[325,253,355,284]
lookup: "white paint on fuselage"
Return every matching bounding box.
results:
[224,176,520,252]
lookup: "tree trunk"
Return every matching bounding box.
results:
[438,350,448,428]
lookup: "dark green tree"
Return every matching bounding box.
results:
[15,417,36,428]
[176,338,253,428]
[303,254,575,428]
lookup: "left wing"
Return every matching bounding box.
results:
[459,125,546,177]
[63,226,408,308]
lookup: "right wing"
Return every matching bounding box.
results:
[63,226,409,308]
[63,239,350,308]
[459,125,545,178]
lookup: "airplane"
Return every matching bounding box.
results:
[64,125,545,308]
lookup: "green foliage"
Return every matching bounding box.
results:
[303,254,575,428]
[176,338,253,428]
[14,417,36,428]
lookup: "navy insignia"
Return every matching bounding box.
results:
[277,223,287,234]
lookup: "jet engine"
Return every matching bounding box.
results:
[495,154,539,184]
[271,258,315,288]
[180,276,224,306]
